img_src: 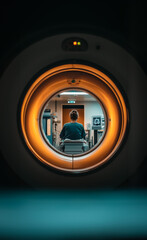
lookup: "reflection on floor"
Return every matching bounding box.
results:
[0,190,147,239]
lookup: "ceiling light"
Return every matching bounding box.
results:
[60,92,88,95]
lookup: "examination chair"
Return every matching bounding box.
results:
[60,139,88,154]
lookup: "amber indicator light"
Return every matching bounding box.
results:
[62,38,88,51]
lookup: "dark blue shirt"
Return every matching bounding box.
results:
[60,122,86,140]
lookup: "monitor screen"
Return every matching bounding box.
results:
[92,116,102,130]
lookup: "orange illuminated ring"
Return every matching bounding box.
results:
[21,64,128,173]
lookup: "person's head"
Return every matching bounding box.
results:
[70,109,79,121]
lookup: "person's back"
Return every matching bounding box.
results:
[60,122,85,140]
[60,109,86,140]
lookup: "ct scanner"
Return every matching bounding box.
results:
[0,32,146,188]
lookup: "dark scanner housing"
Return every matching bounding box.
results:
[0,2,147,239]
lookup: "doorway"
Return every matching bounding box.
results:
[62,105,84,127]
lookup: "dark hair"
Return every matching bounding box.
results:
[70,109,79,121]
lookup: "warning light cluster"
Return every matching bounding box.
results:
[73,41,81,46]
[62,38,88,51]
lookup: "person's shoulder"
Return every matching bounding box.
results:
[64,122,70,127]
[77,122,84,127]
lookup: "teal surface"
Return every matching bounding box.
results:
[0,190,147,239]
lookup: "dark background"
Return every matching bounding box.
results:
[0,1,147,189]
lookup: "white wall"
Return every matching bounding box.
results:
[84,101,104,129]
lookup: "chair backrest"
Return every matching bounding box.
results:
[64,140,84,154]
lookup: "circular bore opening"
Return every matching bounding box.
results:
[20,64,128,173]
[40,88,107,157]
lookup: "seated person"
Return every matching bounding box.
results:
[60,109,86,140]
[60,109,87,152]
